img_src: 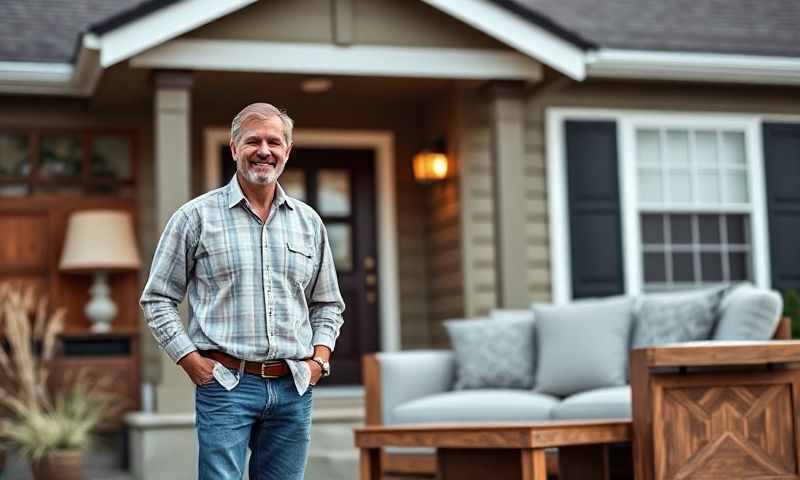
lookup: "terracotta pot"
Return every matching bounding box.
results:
[32,449,83,480]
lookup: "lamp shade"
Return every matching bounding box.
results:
[60,210,141,272]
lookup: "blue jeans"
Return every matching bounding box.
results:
[195,370,313,480]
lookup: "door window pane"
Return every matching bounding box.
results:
[91,135,131,179]
[318,169,351,216]
[326,223,353,272]
[729,252,748,280]
[0,133,29,177]
[39,135,81,178]
[280,169,306,202]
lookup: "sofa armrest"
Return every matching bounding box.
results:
[363,350,455,426]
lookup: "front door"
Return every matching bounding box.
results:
[219,146,379,385]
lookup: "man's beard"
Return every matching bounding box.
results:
[237,159,284,185]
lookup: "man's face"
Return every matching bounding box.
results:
[230,115,292,187]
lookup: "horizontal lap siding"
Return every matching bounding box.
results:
[459,89,496,320]
[524,109,551,303]
[427,178,463,346]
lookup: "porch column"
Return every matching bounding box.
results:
[153,71,194,413]
[488,81,529,308]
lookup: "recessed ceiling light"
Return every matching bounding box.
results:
[301,78,333,93]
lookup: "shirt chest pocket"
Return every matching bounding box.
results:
[286,241,314,286]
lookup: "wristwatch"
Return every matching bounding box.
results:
[311,357,331,377]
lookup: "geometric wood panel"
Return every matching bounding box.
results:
[660,385,797,479]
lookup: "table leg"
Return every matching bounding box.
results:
[521,448,547,480]
[359,447,381,480]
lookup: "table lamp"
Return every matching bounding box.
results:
[59,210,141,332]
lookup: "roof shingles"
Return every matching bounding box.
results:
[2,0,800,63]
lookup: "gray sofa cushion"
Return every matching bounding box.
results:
[445,316,537,389]
[551,386,632,420]
[713,283,783,340]
[392,390,559,423]
[632,287,725,348]
[490,308,535,322]
[533,296,633,397]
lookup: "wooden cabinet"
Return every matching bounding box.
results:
[630,341,800,480]
[51,332,141,432]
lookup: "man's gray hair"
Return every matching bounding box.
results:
[230,103,294,145]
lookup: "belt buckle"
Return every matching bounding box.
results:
[260,362,279,379]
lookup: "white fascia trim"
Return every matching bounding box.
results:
[0,34,102,96]
[97,0,256,68]
[131,39,543,80]
[587,49,800,85]
[420,0,586,80]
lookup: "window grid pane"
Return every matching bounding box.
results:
[636,127,749,208]
[640,213,752,290]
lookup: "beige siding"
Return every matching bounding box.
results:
[525,79,800,303]
[186,0,507,50]
[455,87,496,319]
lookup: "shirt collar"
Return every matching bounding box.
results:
[226,175,295,211]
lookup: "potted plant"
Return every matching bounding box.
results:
[786,288,800,340]
[0,284,120,480]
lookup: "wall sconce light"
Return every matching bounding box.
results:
[413,138,450,183]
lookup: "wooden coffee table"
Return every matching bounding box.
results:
[354,419,632,480]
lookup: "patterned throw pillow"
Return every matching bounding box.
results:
[444,316,536,390]
[632,287,727,348]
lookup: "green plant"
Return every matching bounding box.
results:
[785,288,800,340]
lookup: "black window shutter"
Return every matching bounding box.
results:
[565,120,624,298]
[763,123,800,292]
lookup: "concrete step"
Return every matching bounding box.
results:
[305,448,359,480]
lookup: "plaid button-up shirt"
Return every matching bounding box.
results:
[140,175,345,395]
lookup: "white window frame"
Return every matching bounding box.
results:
[546,108,772,303]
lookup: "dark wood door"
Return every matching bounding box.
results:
[219,146,379,385]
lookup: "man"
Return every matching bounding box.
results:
[140,103,345,480]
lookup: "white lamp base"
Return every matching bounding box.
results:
[85,272,117,333]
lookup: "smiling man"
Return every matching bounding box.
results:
[140,103,345,480]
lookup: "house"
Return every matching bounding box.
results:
[1,0,799,477]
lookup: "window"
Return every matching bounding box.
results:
[0,130,135,196]
[632,125,756,291]
[545,109,771,303]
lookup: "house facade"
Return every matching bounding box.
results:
[1,0,799,426]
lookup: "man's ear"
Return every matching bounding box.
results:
[229,139,238,161]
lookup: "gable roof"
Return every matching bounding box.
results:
[2,0,800,97]
[5,0,800,64]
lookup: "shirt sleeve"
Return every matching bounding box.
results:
[139,208,199,363]
[307,222,345,351]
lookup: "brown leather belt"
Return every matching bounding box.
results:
[200,350,290,378]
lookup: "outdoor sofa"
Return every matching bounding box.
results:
[363,283,790,475]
